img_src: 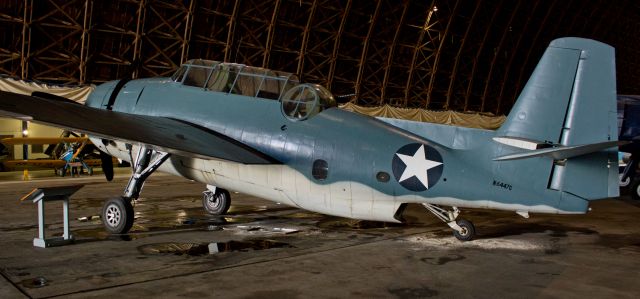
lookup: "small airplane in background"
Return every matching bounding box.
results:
[0,38,622,241]
[0,135,115,178]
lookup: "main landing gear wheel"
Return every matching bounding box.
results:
[203,188,231,215]
[102,197,134,234]
[453,219,475,241]
[100,146,171,235]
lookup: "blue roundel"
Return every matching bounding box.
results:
[392,143,443,192]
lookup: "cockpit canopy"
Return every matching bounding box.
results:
[172,59,300,100]
[171,59,336,120]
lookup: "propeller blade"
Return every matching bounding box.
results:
[100,151,114,181]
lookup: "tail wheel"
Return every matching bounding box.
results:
[620,173,631,188]
[102,197,134,234]
[453,219,475,241]
[203,188,231,215]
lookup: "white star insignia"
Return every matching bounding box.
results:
[396,145,442,189]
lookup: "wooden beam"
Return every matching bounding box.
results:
[327,0,351,91]
[495,1,540,114]
[224,0,240,62]
[21,0,33,80]
[262,0,282,67]
[511,0,565,106]
[180,0,196,64]
[132,0,146,79]
[297,0,318,78]
[425,0,460,108]
[445,0,482,109]
[79,0,92,84]
[480,1,522,113]
[403,0,437,107]
[380,0,409,105]
[353,0,382,101]
[463,0,503,111]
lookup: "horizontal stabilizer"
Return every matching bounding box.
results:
[493,136,548,150]
[494,140,625,161]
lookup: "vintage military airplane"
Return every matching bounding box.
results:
[0,136,113,178]
[1,136,97,176]
[0,38,620,241]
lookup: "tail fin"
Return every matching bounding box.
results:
[497,38,618,199]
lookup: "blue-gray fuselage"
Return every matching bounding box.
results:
[84,76,589,222]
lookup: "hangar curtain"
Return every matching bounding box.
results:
[339,102,505,130]
[0,77,94,104]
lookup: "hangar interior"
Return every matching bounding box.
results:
[1,0,639,159]
[0,1,640,298]
[1,0,639,111]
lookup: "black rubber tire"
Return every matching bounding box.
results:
[453,219,475,241]
[631,179,640,201]
[102,197,134,234]
[203,188,231,215]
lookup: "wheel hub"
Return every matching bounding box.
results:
[105,204,121,227]
[206,192,222,210]
[459,227,468,236]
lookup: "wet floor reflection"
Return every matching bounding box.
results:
[137,240,293,256]
[20,277,48,289]
[317,217,406,230]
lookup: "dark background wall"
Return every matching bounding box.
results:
[1,0,638,115]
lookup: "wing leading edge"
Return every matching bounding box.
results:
[0,91,279,164]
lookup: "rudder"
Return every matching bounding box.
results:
[498,38,618,199]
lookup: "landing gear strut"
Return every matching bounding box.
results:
[202,185,231,215]
[422,203,476,241]
[101,146,170,234]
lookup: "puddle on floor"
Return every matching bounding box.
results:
[72,215,257,241]
[317,217,406,230]
[21,276,48,288]
[469,222,598,239]
[138,240,293,256]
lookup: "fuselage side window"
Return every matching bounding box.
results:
[183,65,212,88]
[206,64,229,92]
[257,77,284,100]
[171,66,187,83]
[232,68,267,97]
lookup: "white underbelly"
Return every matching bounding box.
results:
[90,138,573,221]
[90,138,404,222]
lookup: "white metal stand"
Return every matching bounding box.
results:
[21,185,84,248]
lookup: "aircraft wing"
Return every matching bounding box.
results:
[3,159,67,168]
[0,91,280,164]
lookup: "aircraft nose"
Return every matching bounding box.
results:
[85,80,119,109]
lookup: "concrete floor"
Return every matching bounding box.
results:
[0,169,639,299]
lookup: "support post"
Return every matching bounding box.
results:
[37,199,45,240]
[21,185,84,248]
[22,120,28,160]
